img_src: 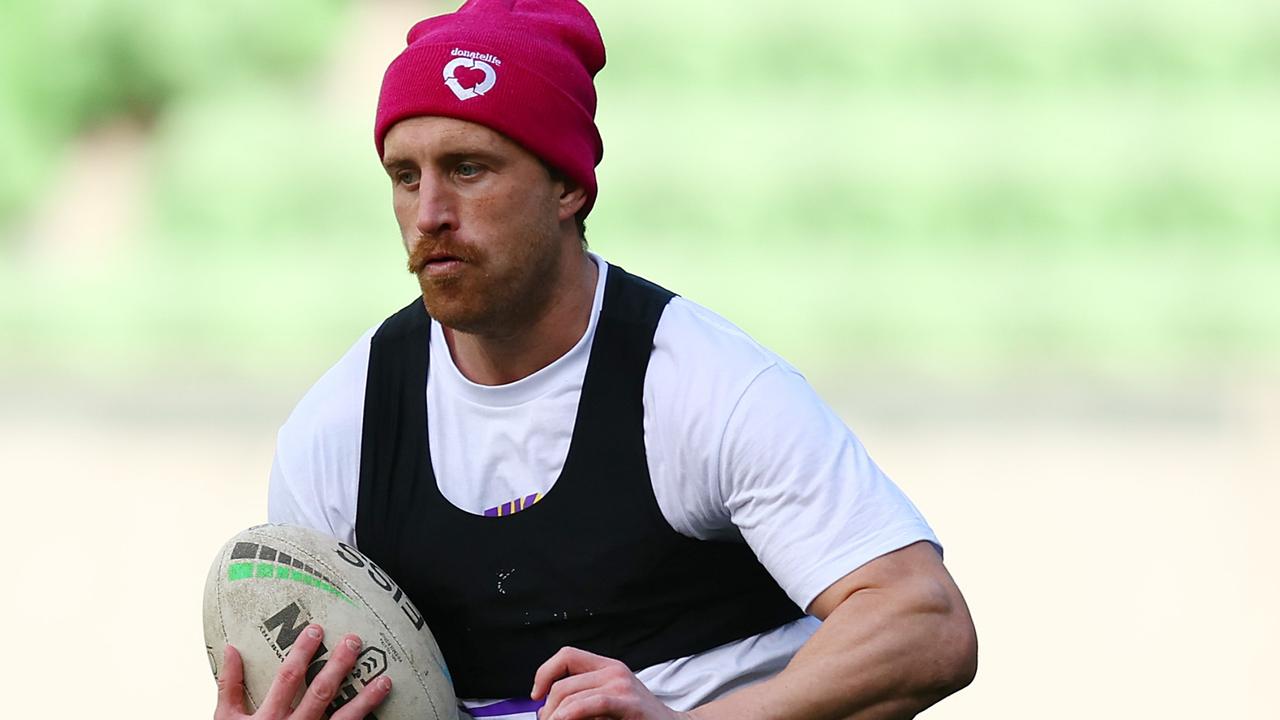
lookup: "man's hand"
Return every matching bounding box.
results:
[531,647,689,720]
[214,624,392,720]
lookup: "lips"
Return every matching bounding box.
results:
[421,257,467,280]
[414,255,462,275]
[408,242,472,276]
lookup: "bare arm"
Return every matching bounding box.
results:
[691,541,977,720]
[533,541,976,720]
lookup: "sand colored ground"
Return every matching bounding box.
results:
[0,376,1274,719]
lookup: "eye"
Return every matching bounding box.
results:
[394,168,420,186]
[455,162,483,179]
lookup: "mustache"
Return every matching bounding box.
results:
[407,238,478,275]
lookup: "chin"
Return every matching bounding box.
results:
[420,293,490,334]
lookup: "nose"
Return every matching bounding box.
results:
[415,175,458,238]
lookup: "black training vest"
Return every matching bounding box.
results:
[355,266,804,699]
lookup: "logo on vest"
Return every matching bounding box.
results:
[443,48,500,101]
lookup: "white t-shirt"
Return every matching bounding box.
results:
[268,254,938,718]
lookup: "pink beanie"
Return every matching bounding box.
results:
[375,0,606,216]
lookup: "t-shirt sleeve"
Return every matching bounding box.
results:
[267,440,356,545]
[264,328,374,548]
[718,363,939,612]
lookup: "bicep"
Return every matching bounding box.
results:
[806,540,952,619]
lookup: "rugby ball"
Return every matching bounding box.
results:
[203,524,457,720]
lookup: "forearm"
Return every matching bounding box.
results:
[690,562,977,720]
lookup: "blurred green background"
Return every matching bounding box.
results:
[3,0,1276,388]
[0,1,1275,718]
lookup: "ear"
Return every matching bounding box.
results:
[556,177,588,223]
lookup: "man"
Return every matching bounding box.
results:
[214,1,977,719]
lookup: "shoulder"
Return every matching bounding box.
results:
[650,295,788,398]
[274,295,425,458]
[643,294,795,537]
[647,294,801,448]
[277,326,376,450]
[641,292,938,610]
[268,324,379,542]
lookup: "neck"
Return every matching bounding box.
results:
[443,251,598,386]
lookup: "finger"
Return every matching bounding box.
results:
[258,624,325,716]
[538,669,611,720]
[216,645,247,717]
[291,634,364,720]
[548,688,626,720]
[531,647,614,700]
[330,675,393,720]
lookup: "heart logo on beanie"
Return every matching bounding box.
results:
[443,58,497,101]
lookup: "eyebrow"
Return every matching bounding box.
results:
[382,148,505,173]
[438,149,505,167]
[382,155,416,173]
